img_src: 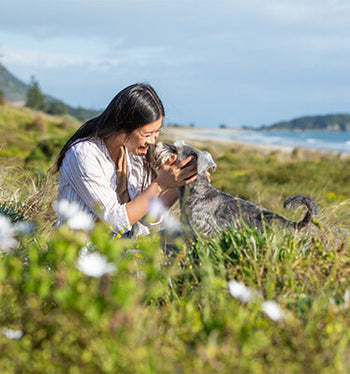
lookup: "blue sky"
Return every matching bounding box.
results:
[1,0,350,128]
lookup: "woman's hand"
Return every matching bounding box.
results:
[155,155,197,191]
[206,170,211,182]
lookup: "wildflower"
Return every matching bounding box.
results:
[2,328,23,340]
[13,221,35,235]
[228,280,253,303]
[67,211,94,231]
[148,198,166,221]
[262,301,284,322]
[0,215,17,251]
[56,199,94,231]
[76,253,116,278]
[162,212,182,235]
[127,249,143,261]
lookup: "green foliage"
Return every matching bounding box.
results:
[0,114,349,372]
[0,105,77,169]
[0,89,5,105]
[70,105,101,122]
[25,137,67,164]
[260,113,350,131]
[0,63,28,102]
[46,100,68,116]
[0,64,100,121]
[212,149,350,214]
[0,219,349,373]
[25,76,46,111]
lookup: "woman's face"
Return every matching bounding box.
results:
[124,117,163,156]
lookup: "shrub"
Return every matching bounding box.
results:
[0,215,348,373]
[26,116,46,133]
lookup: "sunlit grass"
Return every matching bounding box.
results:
[0,108,349,373]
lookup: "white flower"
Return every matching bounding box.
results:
[76,253,116,278]
[67,211,94,231]
[228,280,253,303]
[148,198,166,221]
[56,199,94,231]
[2,328,23,340]
[163,212,182,235]
[262,301,284,322]
[13,221,35,235]
[147,198,182,235]
[0,215,17,251]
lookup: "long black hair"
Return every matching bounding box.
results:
[54,83,165,172]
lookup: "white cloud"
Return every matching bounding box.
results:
[3,46,120,71]
[2,0,350,127]
[2,45,170,72]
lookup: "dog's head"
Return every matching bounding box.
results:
[150,140,216,175]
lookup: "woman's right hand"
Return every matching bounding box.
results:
[155,155,197,191]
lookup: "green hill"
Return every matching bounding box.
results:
[0,103,79,170]
[0,64,101,122]
[259,114,350,131]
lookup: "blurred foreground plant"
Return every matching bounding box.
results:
[0,202,348,373]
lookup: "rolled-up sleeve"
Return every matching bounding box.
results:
[60,143,132,233]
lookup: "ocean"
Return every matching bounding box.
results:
[196,130,350,153]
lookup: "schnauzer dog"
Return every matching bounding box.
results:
[151,140,318,237]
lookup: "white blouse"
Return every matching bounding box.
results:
[56,137,153,237]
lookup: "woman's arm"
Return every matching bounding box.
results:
[125,155,196,226]
[160,188,179,208]
[60,142,196,231]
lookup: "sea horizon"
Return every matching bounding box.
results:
[187,129,350,154]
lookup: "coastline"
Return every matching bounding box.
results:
[162,126,350,160]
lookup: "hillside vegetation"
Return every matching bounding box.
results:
[0,103,78,166]
[0,64,100,121]
[0,104,349,373]
[259,113,350,131]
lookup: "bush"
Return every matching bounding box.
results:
[0,90,5,106]
[0,214,349,373]
[26,116,46,133]
[25,137,67,165]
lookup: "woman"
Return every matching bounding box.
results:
[54,83,197,237]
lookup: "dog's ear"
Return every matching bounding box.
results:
[174,139,185,149]
[197,151,217,174]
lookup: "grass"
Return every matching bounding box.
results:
[0,105,349,373]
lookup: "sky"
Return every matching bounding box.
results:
[1,0,350,128]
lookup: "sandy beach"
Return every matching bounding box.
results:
[161,126,350,161]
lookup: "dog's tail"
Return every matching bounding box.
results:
[283,194,318,230]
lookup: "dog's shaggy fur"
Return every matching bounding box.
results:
[151,140,318,237]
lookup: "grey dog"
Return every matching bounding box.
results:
[151,140,318,237]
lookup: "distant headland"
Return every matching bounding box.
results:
[254,114,350,132]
